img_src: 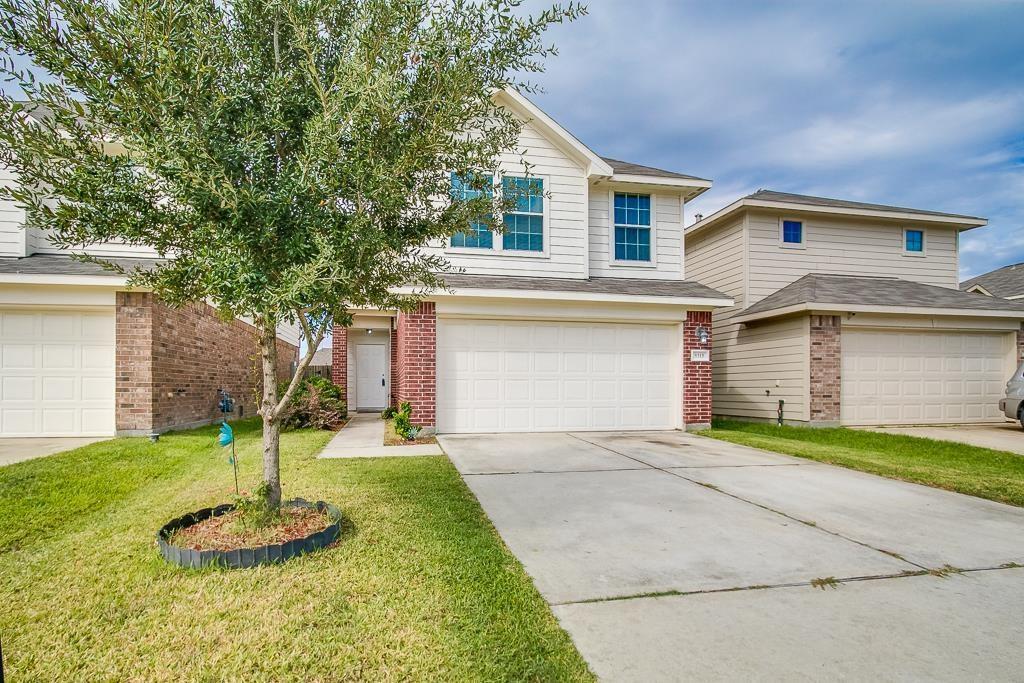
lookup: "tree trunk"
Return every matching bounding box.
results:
[259,321,282,510]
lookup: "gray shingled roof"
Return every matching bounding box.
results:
[601,157,709,183]
[0,254,160,276]
[745,190,984,221]
[442,273,730,301]
[741,273,1024,318]
[961,262,1024,299]
[309,347,333,366]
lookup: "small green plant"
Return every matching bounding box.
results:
[232,482,282,532]
[392,402,420,441]
[381,406,397,420]
[810,577,840,590]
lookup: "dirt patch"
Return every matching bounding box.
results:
[170,506,333,551]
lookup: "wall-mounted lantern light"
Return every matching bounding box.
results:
[695,325,710,345]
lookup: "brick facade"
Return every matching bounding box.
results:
[331,325,348,390]
[809,314,842,424]
[115,292,298,435]
[682,310,713,430]
[395,302,437,429]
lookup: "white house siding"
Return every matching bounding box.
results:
[587,187,685,279]
[0,166,27,257]
[746,210,960,306]
[686,215,809,422]
[29,227,159,258]
[423,118,589,279]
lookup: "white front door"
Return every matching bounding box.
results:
[355,344,387,410]
[0,308,116,436]
[436,319,679,433]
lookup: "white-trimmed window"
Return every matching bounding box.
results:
[780,218,805,248]
[903,227,925,256]
[501,176,544,252]
[612,192,654,263]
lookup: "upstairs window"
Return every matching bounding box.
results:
[781,219,803,245]
[502,176,544,252]
[904,228,924,254]
[450,173,493,249]
[614,192,651,261]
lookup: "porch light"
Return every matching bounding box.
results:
[695,325,710,345]
[366,329,373,335]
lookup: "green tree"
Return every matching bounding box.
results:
[0,0,583,508]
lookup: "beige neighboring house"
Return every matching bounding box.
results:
[687,190,1024,427]
[961,262,1024,300]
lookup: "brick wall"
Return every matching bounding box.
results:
[809,314,842,424]
[331,325,348,390]
[395,302,436,429]
[682,310,713,430]
[115,292,298,435]
[390,320,398,408]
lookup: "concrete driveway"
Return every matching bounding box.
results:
[440,430,1024,681]
[0,437,107,466]
[869,422,1024,455]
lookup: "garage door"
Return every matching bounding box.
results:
[0,309,116,436]
[436,319,678,433]
[842,329,1014,425]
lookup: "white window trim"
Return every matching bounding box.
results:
[608,189,658,269]
[779,217,806,249]
[446,172,551,259]
[902,227,926,257]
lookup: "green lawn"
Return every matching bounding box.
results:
[0,420,592,681]
[701,419,1024,507]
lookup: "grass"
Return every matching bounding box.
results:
[701,419,1024,507]
[0,420,592,681]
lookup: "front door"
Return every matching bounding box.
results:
[356,344,388,410]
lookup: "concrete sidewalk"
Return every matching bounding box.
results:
[318,413,444,458]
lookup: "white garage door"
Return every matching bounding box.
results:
[842,329,1014,425]
[436,319,678,433]
[0,309,116,436]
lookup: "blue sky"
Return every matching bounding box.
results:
[526,0,1024,279]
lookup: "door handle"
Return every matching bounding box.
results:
[381,375,385,387]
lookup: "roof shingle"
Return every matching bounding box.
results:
[741,273,1024,319]
[960,262,1024,299]
[441,273,730,301]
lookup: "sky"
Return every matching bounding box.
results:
[524,0,1024,279]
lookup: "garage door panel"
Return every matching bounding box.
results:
[0,309,115,436]
[437,319,678,433]
[842,329,1013,426]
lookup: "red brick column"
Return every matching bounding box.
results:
[396,302,436,429]
[682,310,713,430]
[116,292,156,434]
[1018,323,1024,364]
[331,325,348,390]
[809,314,842,424]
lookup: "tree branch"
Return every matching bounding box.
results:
[271,312,330,418]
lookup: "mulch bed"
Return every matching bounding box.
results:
[383,419,438,447]
[170,506,332,552]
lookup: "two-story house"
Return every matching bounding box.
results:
[0,109,300,439]
[687,190,1024,426]
[331,90,733,433]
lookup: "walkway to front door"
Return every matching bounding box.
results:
[440,430,1024,680]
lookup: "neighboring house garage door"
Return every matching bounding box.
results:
[841,329,1014,425]
[0,309,116,436]
[436,319,678,433]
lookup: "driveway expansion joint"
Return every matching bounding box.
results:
[568,432,929,572]
[549,563,1024,607]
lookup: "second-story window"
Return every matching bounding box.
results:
[614,192,651,261]
[502,176,544,252]
[450,172,493,249]
[781,219,803,245]
[904,228,924,254]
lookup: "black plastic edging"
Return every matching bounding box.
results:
[157,498,342,569]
